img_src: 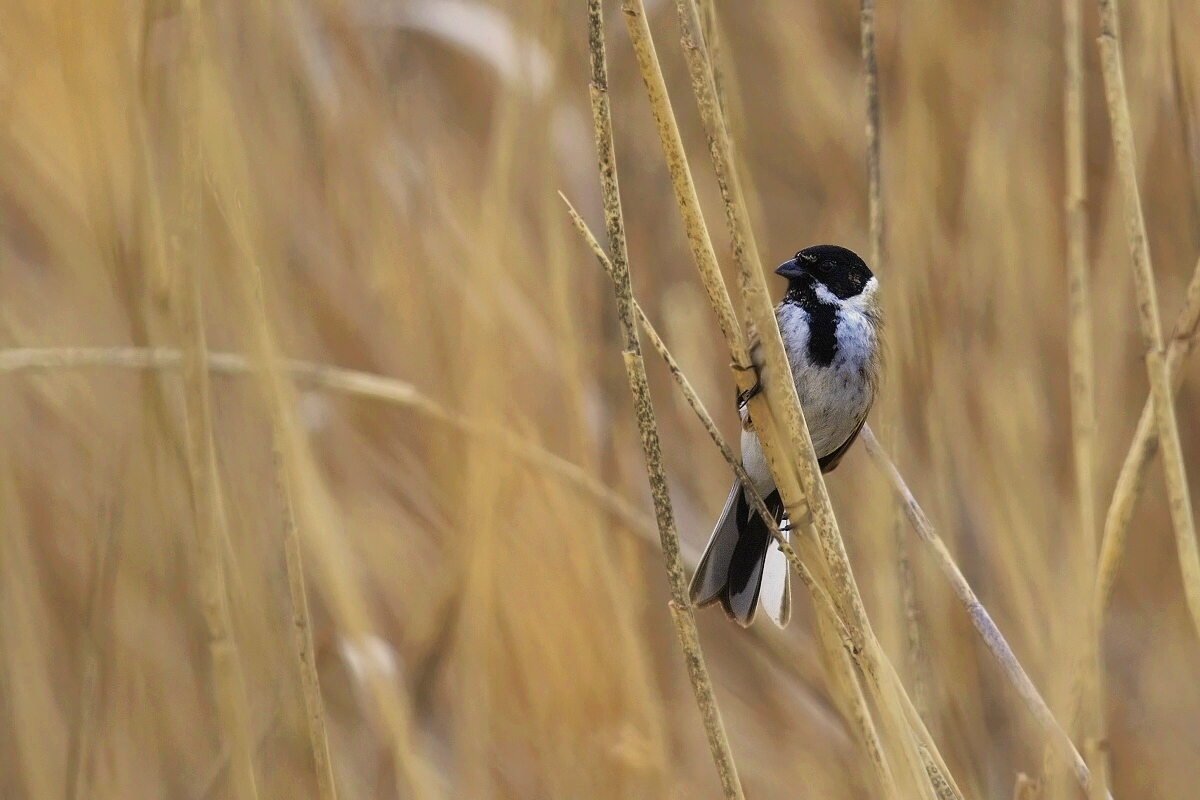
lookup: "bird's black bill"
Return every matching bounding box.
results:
[774,258,804,279]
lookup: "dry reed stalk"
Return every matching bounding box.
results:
[669,0,941,796]
[211,188,338,800]
[173,3,260,797]
[585,3,743,797]
[1167,0,1200,219]
[1094,256,1200,609]
[694,0,764,233]
[893,477,930,717]
[860,0,883,273]
[1097,0,1200,646]
[696,0,726,121]
[45,15,146,787]
[263,456,435,797]
[585,16,743,800]
[858,0,932,735]
[858,1,937,751]
[1062,0,1108,794]
[861,426,1100,794]
[617,0,751,374]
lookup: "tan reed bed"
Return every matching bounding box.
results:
[133,2,440,792]
[13,2,1198,796]
[49,6,138,798]
[7,349,445,800]
[0,339,854,750]
[0,345,660,548]
[1090,0,1200,622]
[1055,259,1200,786]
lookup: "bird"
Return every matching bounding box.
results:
[688,244,882,628]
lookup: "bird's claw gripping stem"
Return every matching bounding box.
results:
[735,376,763,411]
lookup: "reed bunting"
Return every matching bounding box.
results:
[689,244,882,627]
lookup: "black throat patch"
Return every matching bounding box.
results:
[784,277,839,368]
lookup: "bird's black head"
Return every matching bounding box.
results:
[775,244,874,300]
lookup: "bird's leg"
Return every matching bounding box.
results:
[735,378,763,411]
[734,330,767,413]
[733,356,764,411]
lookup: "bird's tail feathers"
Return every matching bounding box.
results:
[689,481,742,608]
[689,481,790,629]
[760,532,792,628]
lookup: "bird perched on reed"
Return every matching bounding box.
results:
[689,244,882,627]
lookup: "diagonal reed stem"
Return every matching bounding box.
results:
[1097,0,1200,648]
[617,1,751,373]
[1094,255,1200,611]
[862,426,1103,795]
[0,345,657,546]
[585,2,743,796]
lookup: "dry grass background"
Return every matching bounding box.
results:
[1,0,1199,798]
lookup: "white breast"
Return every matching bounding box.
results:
[773,290,879,460]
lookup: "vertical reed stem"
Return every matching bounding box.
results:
[1063,0,1108,793]
[174,2,260,796]
[586,3,743,797]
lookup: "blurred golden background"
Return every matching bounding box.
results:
[1,0,1198,798]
